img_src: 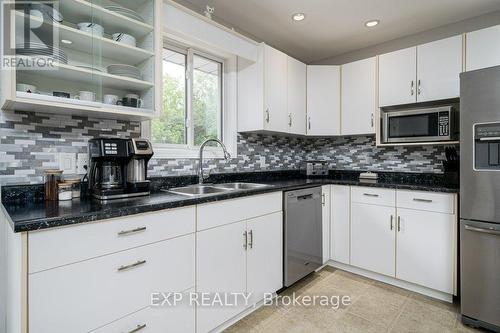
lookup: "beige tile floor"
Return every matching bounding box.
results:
[225,266,488,333]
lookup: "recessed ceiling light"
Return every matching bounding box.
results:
[292,13,306,22]
[365,19,380,28]
[61,39,72,44]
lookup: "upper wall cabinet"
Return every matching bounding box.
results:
[306,65,340,136]
[237,44,306,135]
[379,35,462,107]
[1,0,162,121]
[287,57,307,135]
[466,25,500,72]
[341,57,376,135]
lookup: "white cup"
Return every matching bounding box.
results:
[103,94,119,105]
[77,23,104,37]
[112,33,136,47]
[75,91,96,102]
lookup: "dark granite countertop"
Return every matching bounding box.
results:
[1,170,459,233]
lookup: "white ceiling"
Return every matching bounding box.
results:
[174,0,500,63]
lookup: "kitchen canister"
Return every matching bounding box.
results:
[57,182,73,201]
[44,169,63,201]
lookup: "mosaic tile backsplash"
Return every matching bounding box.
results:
[0,111,458,184]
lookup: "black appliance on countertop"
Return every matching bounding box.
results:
[88,138,153,200]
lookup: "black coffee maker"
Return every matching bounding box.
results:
[88,138,153,200]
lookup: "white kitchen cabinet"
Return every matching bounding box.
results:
[330,185,350,264]
[247,212,283,305]
[29,235,195,333]
[196,221,247,333]
[306,65,341,135]
[379,36,462,107]
[396,208,456,294]
[238,44,306,135]
[287,56,307,135]
[264,45,289,133]
[417,35,462,102]
[321,186,331,264]
[379,47,417,107]
[351,202,396,277]
[341,57,376,135]
[466,25,500,71]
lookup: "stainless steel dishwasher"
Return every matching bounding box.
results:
[284,187,322,287]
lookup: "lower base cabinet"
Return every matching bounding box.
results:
[197,212,283,333]
[351,202,396,277]
[330,185,350,264]
[29,234,195,332]
[396,208,456,294]
[91,296,195,333]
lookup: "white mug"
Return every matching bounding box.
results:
[75,91,96,102]
[103,94,119,105]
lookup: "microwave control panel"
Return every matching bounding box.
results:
[438,112,450,136]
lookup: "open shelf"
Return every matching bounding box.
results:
[59,0,154,38]
[3,92,154,121]
[17,61,153,91]
[15,11,154,65]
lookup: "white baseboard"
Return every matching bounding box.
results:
[327,260,453,303]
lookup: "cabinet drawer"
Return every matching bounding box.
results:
[91,298,195,333]
[29,206,195,273]
[29,234,195,333]
[197,192,282,230]
[397,190,455,214]
[351,187,396,207]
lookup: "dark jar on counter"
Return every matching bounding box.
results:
[44,169,63,201]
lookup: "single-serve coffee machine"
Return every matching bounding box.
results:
[88,138,153,200]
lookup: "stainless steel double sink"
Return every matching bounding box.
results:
[163,182,271,197]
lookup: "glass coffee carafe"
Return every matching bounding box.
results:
[97,161,123,188]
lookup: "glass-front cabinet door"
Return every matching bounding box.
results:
[6,0,159,121]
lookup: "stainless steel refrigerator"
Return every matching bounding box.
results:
[460,66,500,332]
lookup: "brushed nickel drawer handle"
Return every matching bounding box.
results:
[123,323,147,333]
[249,229,253,249]
[465,225,500,236]
[390,215,394,230]
[117,260,146,272]
[243,231,248,250]
[397,216,401,232]
[118,226,147,236]
[321,193,326,206]
[413,198,432,203]
[363,193,379,197]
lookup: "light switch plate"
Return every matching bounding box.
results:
[77,153,88,174]
[58,153,76,174]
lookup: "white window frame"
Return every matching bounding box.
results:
[143,38,238,159]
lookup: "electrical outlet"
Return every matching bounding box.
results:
[77,153,88,174]
[58,153,76,174]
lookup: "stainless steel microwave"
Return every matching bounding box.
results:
[382,106,458,144]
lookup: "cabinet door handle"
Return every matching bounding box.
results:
[397,216,401,232]
[123,323,147,333]
[117,226,147,236]
[390,215,394,230]
[321,193,326,206]
[413,198,432,203]
[117,260,146,272]
[371,114,374,128]
[363,193,379,197]
[265,109,270,123]
[243,231,248,250]
[417,79,421,95]
[308,116,311,130]
[410,80,414,96]
[248,229,253,249]
[288,113,292,127]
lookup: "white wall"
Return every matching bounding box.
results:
[315,10,500,65]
